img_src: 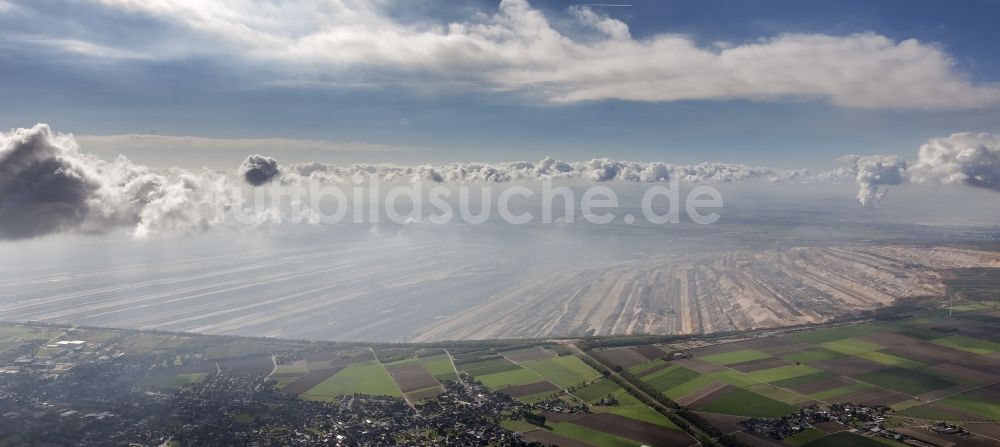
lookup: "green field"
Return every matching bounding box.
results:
[643,365,700,392]
[628,359,667,374]
[574,377,623,403]
[791,323,895,344]
[662,374,717,399]
[855,350,924,369]
[855,367,956,396]
[610,388,644,406]
[457,357,511,371]
[604,404,680,430]
[781,348,845,364]
[500,418,541,433]
[748,364,823,383]
[382,356,418,367]
[701,349,770,365]
[475,368,542,390]
[419,354,458,382]
[466,361,522,376]
[696,387,797,417]
[808,382,873,401]
[658,369,761,400]
[747,383,815,406]
[819,338,883,355]
[930,335,1000,355]
[784,429,828,446]
[896,403,956,420]
[801,432,887,447]
[517,390,558,404]
[521,355,601,388]
[707,369,762,388]
[770,371,835,388]
[938,391,1000,420]
[301,360,401,399]
[547,422,643,447]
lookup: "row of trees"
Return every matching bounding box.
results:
[578,349,751,447]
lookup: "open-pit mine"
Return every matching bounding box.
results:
[2,231,997,342]
[412,245,1000,340]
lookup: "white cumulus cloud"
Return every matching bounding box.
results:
[910,132,1000,191]
[52,0,998,109]
[0,124,252,240]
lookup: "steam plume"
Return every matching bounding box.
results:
[838,154,907,208]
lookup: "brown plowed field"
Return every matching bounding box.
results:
[635,362,671,378]
[729,357,793,373]
[672,357,726,373]
[385,361,439,393]
[835,387,911,406]
[695,411,746,433]
[573,413,694,446]
[884,343,967,364]
[678,380,729,406]
[857,332,923,347]
[281,366,346,395]
[405,386,444,402]
[811,356,887,376]
[685,384,735,408]
[523,429,594,447]
[595,347,648,369]
[789,376,856,395]
[633,344,666,360]
[502,380,559,397]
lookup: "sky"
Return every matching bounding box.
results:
[2,0,1000,170]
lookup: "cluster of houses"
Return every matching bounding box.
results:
[740,403,895,440]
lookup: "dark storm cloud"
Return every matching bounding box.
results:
[239,154,280,186]
[0,124,102,239]
[0,124,250,240]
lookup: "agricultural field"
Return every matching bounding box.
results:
[573,378,623,403]
[383,357,444,402]
[500,346,557,363]
[627,358,668,376]
[593,345,665,370]
[691,385,797,417]
[417,353,458,382]
[455,356,545,391]
[612,300,1000,445]
[499,380,561,403]
[520,355,602,388]
[701,349,771,365]
[520,412,694,447]
[299,360,401,400]
[799,432,890,447]
[476,368,543,390]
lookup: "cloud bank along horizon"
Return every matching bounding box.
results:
[2,123,999,241]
